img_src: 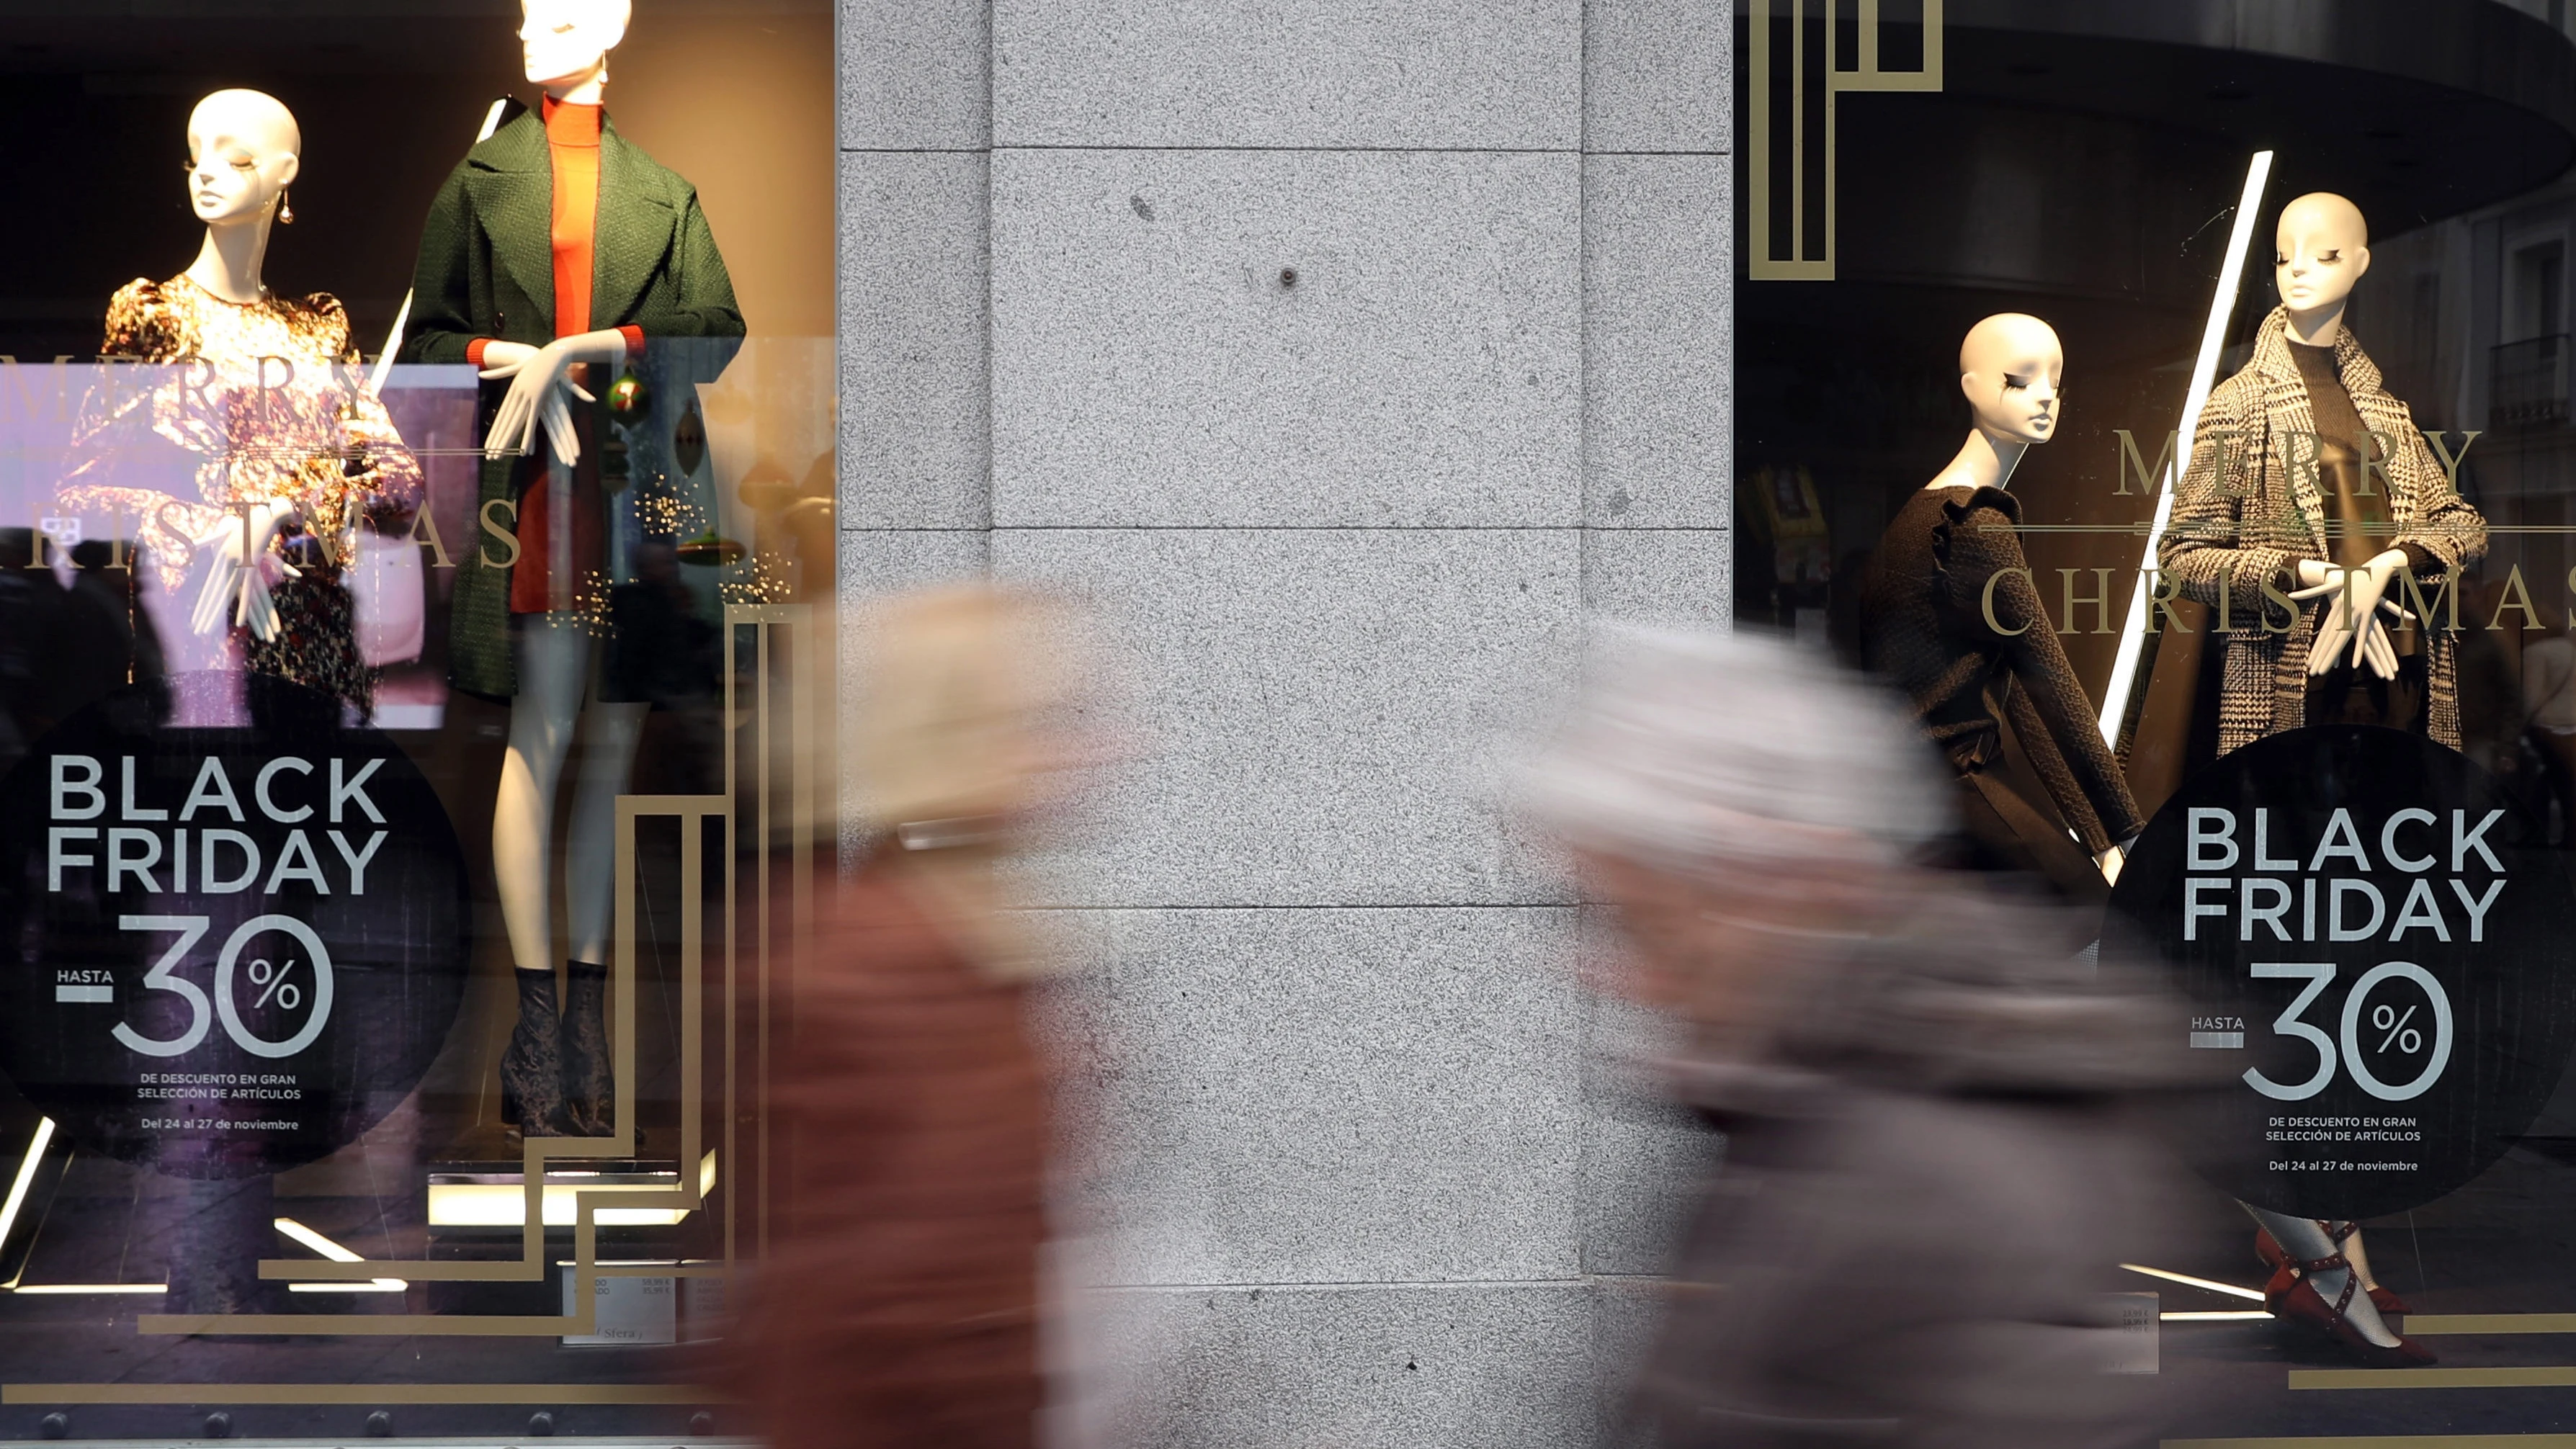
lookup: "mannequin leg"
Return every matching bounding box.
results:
[2343,1226,2385,1293]
[496,620,594,970]
[559,699,648,1136]
[491,618,594,1134]
[565,701,648,966]
[2244,1205,2401,1347]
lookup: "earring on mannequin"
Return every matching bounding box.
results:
[277,189,294,225]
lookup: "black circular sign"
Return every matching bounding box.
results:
[2106,726,2576,1218]
[0,681,469,1178]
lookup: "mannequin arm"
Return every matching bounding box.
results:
[339,392,426,531]
[188,500,295,640]
[2158,382,2297,619]
[1948,508,2145,848]
[2387,424,2490,578]
[658,189,747,340]
[620,188,748,386]
[1999,668,2119,856]
[2289,552,2409,678]
[478,330,633,463]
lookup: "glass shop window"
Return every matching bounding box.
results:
[1740,0,2576,1438]
[0,1,833,1439]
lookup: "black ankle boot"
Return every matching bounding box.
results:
[500,969,568,1137]
[562,960,614,1138]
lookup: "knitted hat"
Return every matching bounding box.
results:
[1524,626,1951,872]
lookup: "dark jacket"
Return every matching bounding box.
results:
[727,860,1049,1449]
[1632,886,2195,1448]
[1861,485,2145,853]
[399,105,745,699]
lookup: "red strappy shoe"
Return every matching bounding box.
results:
[2269,1249,2437,1368]
[2257,1222,2411,1316]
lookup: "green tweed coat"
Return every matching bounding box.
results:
[2159,307,2487,753]
[399,106,745,699]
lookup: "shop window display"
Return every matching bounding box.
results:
[1748,0,2576,1433]
[0,0,831,1437]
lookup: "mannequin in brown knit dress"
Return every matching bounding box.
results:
[1860,313,2142,905]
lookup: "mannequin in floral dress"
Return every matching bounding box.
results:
[55,89,420,724]
[45,89,424,1319]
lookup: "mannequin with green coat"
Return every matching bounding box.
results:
[399,0,743,1139]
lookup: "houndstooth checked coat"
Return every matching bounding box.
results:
[2158,306,2487,753]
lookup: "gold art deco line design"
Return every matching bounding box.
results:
[2288,1367,2576,1390]
[136,787,720,1337]
[109,605,822,1354]
[1746,0,1944,281]
[2405,1314,2576,1334]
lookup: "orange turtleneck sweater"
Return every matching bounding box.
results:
[483,96,645,616]
[464,97,645,364]
[547,94,601,338]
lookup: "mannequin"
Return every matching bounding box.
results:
[48,89,419,1318]
[2163,194,2487,750]
[1858,314,2142,905]
[2160,194,2490,1367]
[55,89,420,725]
[401,0,744,1138]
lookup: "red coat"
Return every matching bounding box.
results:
[728,861,1049,1449]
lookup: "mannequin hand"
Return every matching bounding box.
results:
[478,333,623,464]
[2093,840,2126,886]
[2290,550,2407,678]
[189,501,295,640]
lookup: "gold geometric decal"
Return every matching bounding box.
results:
[107,603,822,1363]
[1746,0,1944,281]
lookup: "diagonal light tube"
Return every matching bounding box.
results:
[274,1217,407,1293]
[0,1118,57,1275]
[2098,151,2278,745]
[2120,1261,2268,1303]
[5,1120,169,1295]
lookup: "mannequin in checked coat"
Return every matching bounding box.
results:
[2159,302,2486,754]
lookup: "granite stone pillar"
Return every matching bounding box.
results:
[837,1,1732,1440]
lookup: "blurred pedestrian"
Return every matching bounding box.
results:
[1526,627,2191,1448]
[729,586,1091,1449]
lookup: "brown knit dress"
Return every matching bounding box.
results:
[728,856,1050,1449]
[1861,485,2145,901]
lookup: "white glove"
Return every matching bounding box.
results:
[478,331,628,465]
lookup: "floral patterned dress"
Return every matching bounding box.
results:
[55,275,424,714]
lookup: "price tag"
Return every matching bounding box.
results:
[560,1270,676,1346]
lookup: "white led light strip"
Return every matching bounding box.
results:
[2099,151,2278,745]
[2120,1261,2267,1303]
[274,1216,408,1293]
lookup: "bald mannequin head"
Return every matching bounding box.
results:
[2276,192,2371,338]
[1958,313,2063,447]
[185,89,299,228]
[522,0,632,94]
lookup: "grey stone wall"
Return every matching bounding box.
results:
[837,3,1732,1443]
